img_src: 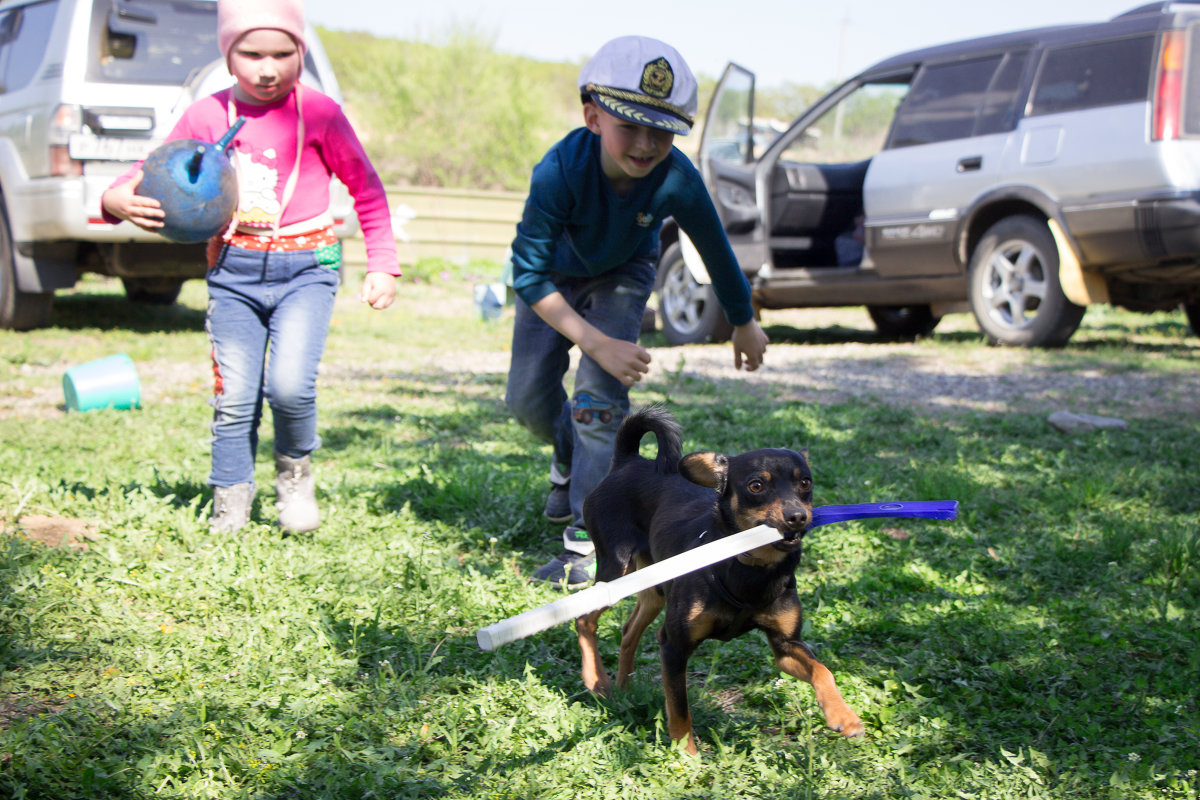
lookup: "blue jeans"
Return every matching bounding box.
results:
[205,244,339,488]
[505,258,656,535]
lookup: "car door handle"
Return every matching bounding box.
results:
[957,156,983,172]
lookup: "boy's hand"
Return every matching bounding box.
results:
[588,335,651,387]
[360,271,397,310]
[101,172,165,230]
[530,292,650,387]
[731,320,768,371]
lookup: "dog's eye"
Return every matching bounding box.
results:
[800,478,812,490]
[748,479,766,493]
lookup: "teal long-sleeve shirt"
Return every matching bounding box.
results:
[509,127,755,327]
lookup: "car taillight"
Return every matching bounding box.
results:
[49,104,84,176]
[1154,30,1185,141]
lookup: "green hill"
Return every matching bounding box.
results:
[318,27,833,192]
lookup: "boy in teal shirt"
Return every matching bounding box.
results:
[506,36,769,586]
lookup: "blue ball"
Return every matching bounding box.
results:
[138,138,238,244]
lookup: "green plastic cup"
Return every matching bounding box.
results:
[63,353,141,412]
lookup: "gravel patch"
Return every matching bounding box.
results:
[652,342,1200,420]
[6,307,1196,423]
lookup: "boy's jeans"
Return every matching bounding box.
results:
[205,245,339,488]
[505,258,656,540]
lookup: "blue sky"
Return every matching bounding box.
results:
[306,0,1142,88]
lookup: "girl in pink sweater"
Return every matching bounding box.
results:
[102,0,399,535]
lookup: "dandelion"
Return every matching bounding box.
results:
[295,730,307,739]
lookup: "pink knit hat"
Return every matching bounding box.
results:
[217,0,307,64]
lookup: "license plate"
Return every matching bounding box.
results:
[68,134,159,161]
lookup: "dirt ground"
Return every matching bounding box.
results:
[4,304,1197,423]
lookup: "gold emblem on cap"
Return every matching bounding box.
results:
[640,57,674,99]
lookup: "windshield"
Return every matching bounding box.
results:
[87,0,219,84]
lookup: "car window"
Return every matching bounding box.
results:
[888,56,1003,147]
[701,65,755,165]
[87,0,220,84]
[1029,35,1155,115]
[0,0,60,94]
[975,50,1030,135]
[777,81,910,165]
[1182,22,1200,135]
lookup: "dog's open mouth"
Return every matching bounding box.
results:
[774,526,808,548]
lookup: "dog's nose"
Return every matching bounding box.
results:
[784,507,809,531]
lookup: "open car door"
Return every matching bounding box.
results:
[696,63,767,277]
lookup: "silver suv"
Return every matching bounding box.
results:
[0,0,354,329]
[656,1,1200,346]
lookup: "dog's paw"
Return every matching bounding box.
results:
[826,707,864,738]
[585,675,613,698]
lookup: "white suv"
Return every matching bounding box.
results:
[0,0,355,329]
[659,1,1200,347]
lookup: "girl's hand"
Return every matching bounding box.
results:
[360,272,397,310]
[101,172,165,230]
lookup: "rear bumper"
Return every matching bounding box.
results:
[1065,194,1200,282]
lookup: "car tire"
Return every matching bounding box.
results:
[1183,301,1200,336]
[0,199,53,330]
[967,215,1085,347]
[656,243,733,345]
[122,277,184,305]
[867,304,940,339]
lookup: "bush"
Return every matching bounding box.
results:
[320,26,579,190]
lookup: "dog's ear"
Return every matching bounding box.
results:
[798,447,810,467]
[680,452,729,493]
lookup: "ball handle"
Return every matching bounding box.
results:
[214,116,247,153]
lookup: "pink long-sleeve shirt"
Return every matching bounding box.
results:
[105,86,400,275]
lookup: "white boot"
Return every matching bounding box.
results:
[210,483,253,533]
[275,453,320,533]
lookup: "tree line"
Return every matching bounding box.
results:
[318,26,844,192]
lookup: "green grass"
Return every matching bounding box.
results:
[1,274,1198,799]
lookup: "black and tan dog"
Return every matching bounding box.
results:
[577,406,863,754]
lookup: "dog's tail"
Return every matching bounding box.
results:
[612,405,683,474]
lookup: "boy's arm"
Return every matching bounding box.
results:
[530,292,650,386]
[669,159,767,370]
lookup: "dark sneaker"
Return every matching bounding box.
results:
[531,551,596,589]
[543,482,571,524]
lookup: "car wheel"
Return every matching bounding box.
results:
[1183,301,1200,336]
[122,277,184,305]
[867,304,940,339]
[656,243,733,345]
[967,215,1085,347]
[0,199,53,330]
